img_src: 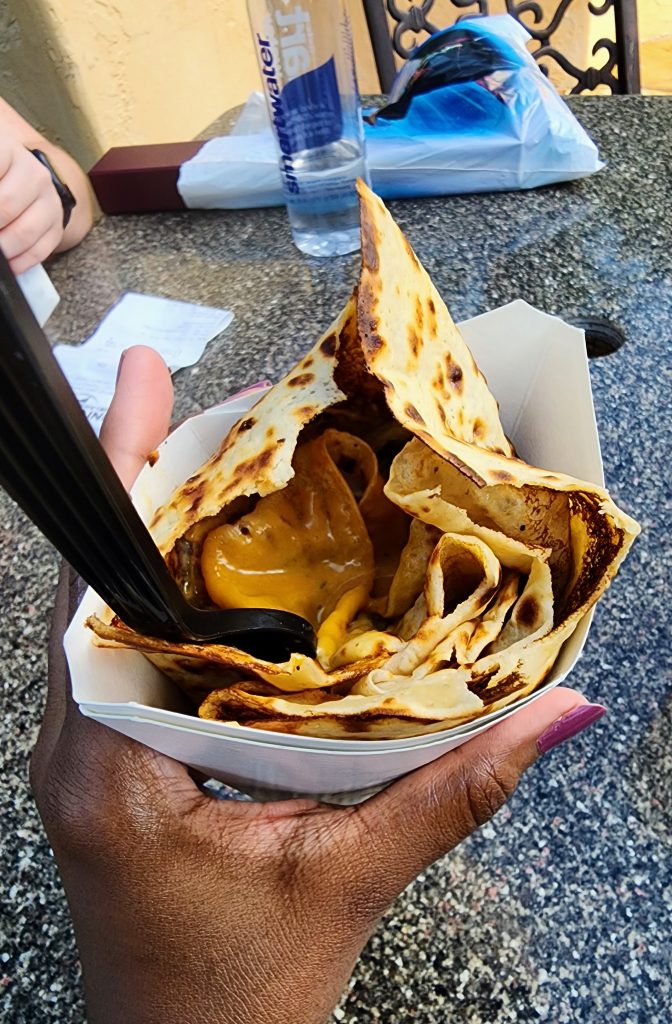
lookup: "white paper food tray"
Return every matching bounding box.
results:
[65,301,602,803]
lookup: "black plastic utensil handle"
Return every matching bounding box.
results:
[0,252,316,659]
[0,256,203,638]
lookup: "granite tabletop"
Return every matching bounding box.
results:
[1,95,670,1023]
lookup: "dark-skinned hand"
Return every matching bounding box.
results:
[30,346,603,1024]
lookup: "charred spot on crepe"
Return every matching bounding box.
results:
[469,669,528,705]
[168,477,208,518]
[414,433,486,488]
[559,492,626,621]
[515,594,542,629]
[361,214,380,273]
[357,283,384,355]
[249,714,437,736]
[209,462,268,515]
[404,402,425,425]
[319,333,337,357]
[362,328,385,358]
[408,328,422,358]
[447,361,464,390]
[287,372,315,387]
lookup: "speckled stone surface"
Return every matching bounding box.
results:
[1,96,670,1023]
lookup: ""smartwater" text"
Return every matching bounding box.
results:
[256,6,312,195]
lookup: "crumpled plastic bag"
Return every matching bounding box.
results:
[177,15,602,209]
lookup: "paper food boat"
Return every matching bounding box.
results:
[65,300,602,804]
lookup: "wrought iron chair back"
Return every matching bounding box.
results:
[361,0,640,95]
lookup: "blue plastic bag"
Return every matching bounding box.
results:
[177,16,602,209]
[366,14,603,198]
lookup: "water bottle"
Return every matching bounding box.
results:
[246,0,370,257]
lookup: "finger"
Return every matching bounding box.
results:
[34,345,172,780]
[31,563,93,776]
[39,346,169,738]
[0,149,49,228]
[33,561,203,817]
[0,140,13,181]
[99,346,174,490]
[0,196,63,268]
[8,224,65,275]
[354,687,600,903]
[30,563,74,788]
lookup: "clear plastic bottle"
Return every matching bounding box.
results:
[246,0,370,257]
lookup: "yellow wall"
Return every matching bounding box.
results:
[0,0,378,166]
[1,0,264,166]
[0,0,668,169]
[0,0,100,166]
[639,0,672,93]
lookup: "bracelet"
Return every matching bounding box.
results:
[30,148,77,228]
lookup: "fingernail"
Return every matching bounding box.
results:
[537,703,606,754]
[115,349,128,386]
[228,380,273,400]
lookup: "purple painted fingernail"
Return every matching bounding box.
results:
[228,380,272,401]
[537,703,607,754]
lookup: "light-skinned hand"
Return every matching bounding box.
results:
[0,133,67,274]
[31,346,603,1024]
[0,97,94,273]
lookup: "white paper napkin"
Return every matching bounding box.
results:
[54,292,233,433]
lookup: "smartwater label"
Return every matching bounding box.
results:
[256,10,343,194]
[281,58,343,151]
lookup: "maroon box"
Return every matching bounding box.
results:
[89,141,204,214]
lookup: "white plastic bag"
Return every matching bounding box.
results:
[178,15,602,209]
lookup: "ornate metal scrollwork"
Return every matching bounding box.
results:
[388,1,487,58]
[504,0,621,92]
[376,0,638,93]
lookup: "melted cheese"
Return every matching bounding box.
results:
[316,584,368,664]
[201,434,375,627]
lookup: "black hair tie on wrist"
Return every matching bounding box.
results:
[30,149,77,228]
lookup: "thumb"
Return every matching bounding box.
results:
[99,345,174,490]
[355,687,604,904]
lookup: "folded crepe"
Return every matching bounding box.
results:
[88,181,639,740]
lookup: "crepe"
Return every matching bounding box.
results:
[87,181,639,739]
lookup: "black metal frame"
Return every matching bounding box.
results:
[362,0,640,94]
